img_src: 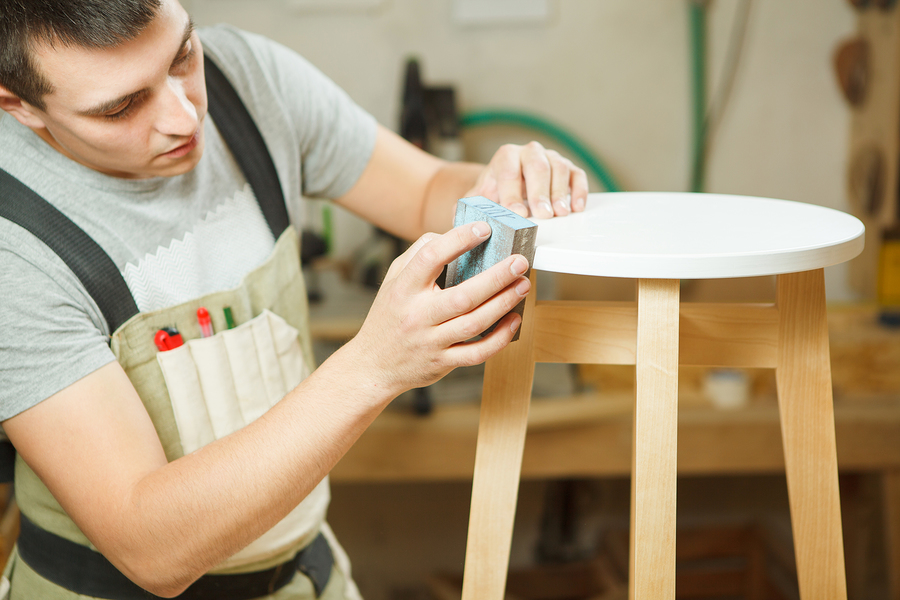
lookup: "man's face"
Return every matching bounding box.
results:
[23,0,207,179]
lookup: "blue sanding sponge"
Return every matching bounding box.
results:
[445,196,537,341]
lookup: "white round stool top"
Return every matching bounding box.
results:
[530,192,865,279]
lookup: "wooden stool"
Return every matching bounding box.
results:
[460,192,865,600]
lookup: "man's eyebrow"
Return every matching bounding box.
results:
[78,18,195,118]
[176,18,195,62]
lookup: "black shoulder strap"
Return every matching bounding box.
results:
[204,54,289,238]
[0,54,288,335]
[0,168,141,332]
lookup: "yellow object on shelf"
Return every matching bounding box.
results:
[879,228,900,309]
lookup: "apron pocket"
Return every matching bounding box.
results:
[157,310,310,455]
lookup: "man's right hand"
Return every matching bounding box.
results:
[346,220,531,396]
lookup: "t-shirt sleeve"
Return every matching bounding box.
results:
[0,228,115,422]
[200,26,378,200]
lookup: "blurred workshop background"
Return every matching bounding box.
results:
[176,1,900,599]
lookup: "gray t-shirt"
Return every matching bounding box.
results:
[0,25,377,421]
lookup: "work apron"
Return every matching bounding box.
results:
[4,227,360,600]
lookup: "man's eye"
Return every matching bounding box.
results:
[173,43,195,69]
[104,100,135,121]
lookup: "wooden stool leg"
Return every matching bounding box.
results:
[629,279,680,600]
[775,269,847,599]
[461,274,538,600]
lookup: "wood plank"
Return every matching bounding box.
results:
[774,269,847,600]
[461,273,539,600]
[630,279,680,600]
[679,303,778,368]
[533,301,637,365]
[532,301,777,368]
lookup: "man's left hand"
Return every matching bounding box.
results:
[465,141,589,219]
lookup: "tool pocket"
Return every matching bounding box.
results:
[156,309,309,454]
[156,309,327,570]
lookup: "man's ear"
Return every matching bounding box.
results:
[0,85,49,130]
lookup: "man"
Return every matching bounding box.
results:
[0,0,588,598]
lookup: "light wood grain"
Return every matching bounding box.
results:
[461,272,538,600]
[629,279,680,600]
[775,269,847,600]
[533,301,637,365]
[678,303,778,368]
[532,301,778,368]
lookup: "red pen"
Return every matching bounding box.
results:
[197,307,214,338]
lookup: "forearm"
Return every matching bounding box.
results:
[336,126,485,241]
[418,161,484,235]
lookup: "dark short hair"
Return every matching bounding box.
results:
[0,0,162,110]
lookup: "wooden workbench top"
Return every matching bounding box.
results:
[331,392,900,482]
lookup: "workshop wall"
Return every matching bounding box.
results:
[186,0,857,300]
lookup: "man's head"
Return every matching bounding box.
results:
[0,0,208,179]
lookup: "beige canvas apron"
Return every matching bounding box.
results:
[5,227,359,600]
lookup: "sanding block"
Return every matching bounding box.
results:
[445,196,537,341]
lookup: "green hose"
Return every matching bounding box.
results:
[689,0,708,193]
[459,109,623,193]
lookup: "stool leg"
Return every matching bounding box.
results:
[461,274,538,600]
[630,279,680,600]
[775,269,847,599]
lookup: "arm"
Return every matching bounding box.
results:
[335,125,590,240]
[4,223,531,598]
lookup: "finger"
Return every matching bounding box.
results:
[443,311,523,367]
[430,254,529,326]
[521,141,554,219]
[399,222,492,289]
[493,145,529,217]
[570,165,590,212]
[435,271,530,345]
[383,232,439,282]
[547,150,572,216]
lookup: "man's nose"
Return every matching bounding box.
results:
[155,77,199,137]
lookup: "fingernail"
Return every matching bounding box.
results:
[516,278,531,295]
[509,314,522,334]
[554,200,569,215]
[539,197,553,217]
[510,202,528,216]
[472,222,490,237]
[572,196,585,211]
[510,256,528,276]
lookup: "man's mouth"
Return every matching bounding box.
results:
[161,129,200,159]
